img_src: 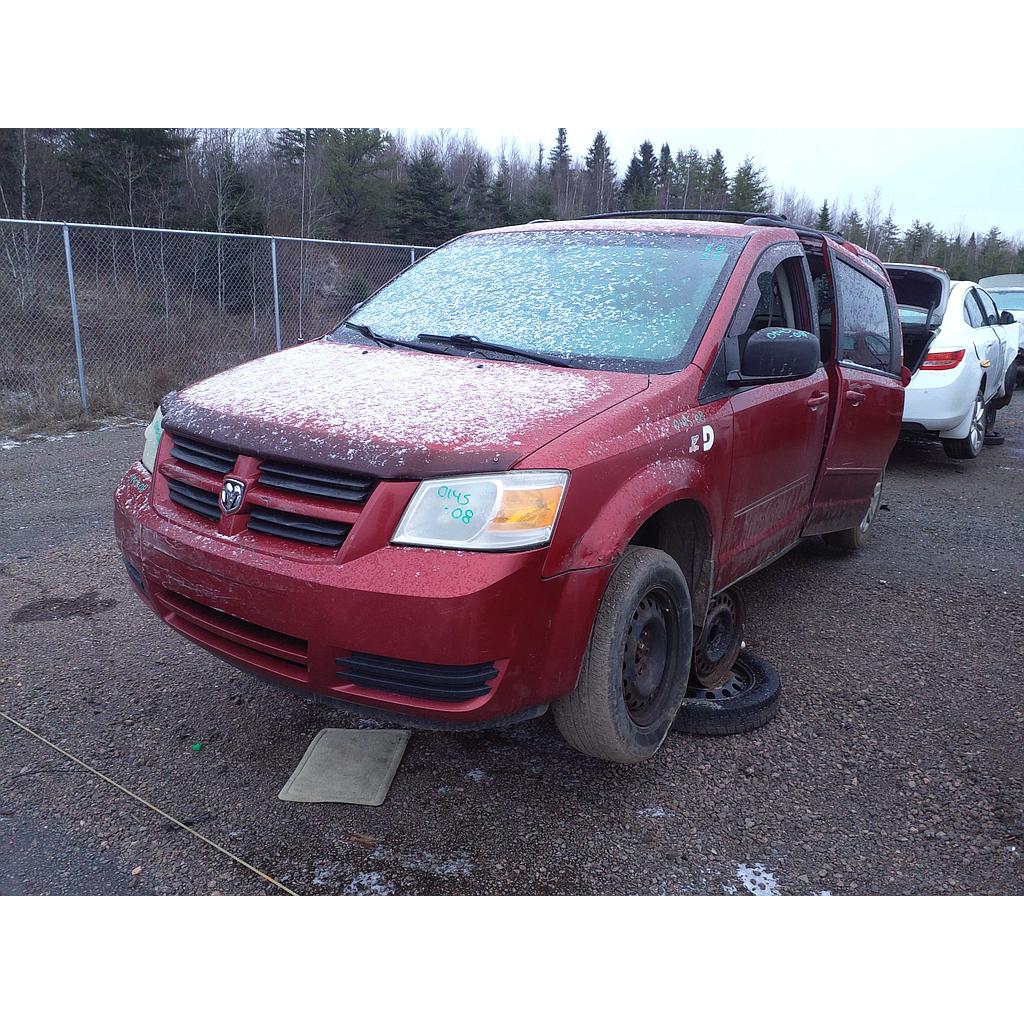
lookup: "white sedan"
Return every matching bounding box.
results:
[886,263,1018,459]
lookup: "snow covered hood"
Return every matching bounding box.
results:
[162,338,648,478]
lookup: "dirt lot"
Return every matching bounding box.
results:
[1,417,1022,895]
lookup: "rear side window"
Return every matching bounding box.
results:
[964,292,986,328]
[834,260,893,373]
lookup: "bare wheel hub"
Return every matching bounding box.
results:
[622,590,674,725]
[692,588,746,689]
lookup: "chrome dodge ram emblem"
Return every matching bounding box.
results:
[220,478,245,513]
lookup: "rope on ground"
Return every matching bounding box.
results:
[0,708,298,896]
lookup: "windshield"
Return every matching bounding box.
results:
[989,290,1024,312]
[335,229,744,372]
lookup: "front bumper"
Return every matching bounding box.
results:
[114,465,609,725]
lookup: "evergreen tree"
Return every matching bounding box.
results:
[389,151,460,246]
[815,200,832,232]
[463,154,490,230]
[656,143,675,208]
[322,129,397,238]
[486,163,514,226]
[62,128,192,225]
[877,214,900,260]
[620,141,658,210]
[728,158,771,213]
[676,147,706,207]
[525,141,555,220]
[841,208,866,247]
[548,128,571,217]
[704,149,729,208]
[584,131,615,214]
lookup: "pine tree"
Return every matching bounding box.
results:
[584,131,615,214]
[815,200,832,232]
[656,143,675,208]
[704,149,729,209]
[728,158,771,213]
[486,165,514,226]
[841,208,866,247]
[620,141,658,210]
[676,148,705,207]
[463,155,490,230]
[548,128,571,217]
[389,151,460,246]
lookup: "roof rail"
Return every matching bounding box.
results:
[581,209,787,223]
[579,208,846,243]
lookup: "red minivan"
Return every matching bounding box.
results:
[115,213,905,762]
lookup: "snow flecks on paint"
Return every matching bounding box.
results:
[173,339,616,458]
[735,863,780,896]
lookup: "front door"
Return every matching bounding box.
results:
[805,251,904,535]
[716,244,830,585]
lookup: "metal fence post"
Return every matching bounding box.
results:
[62,224,89,414]
[409,246,416,267]
[271,237,282,352]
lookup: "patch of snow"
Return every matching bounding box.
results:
[370,847,473,879]
[464,767,491,784]
[735,863,780,896]
[638,806,667,818]
[343,871,395,896]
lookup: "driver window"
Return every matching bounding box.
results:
[736,256,808,357]
[976,289,999,327]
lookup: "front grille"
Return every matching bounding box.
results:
[169,434,237,474]
[336,652,497,702]
[258,459,374,503]
[168,479,220,521]
[248,505,350,547]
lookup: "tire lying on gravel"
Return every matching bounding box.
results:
[553,545,693,764]
[673,649,781,737]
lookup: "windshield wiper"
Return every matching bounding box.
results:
[416,333,572,368]
[342,321,398,347]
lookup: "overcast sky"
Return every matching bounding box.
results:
[436,127,1024,238]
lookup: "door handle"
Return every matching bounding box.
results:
[807,392,828,409]
[845,389,865,406]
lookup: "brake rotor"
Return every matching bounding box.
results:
[691,588,746,689]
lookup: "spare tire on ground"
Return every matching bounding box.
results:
[672,648,782,736]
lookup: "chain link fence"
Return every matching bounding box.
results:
[0,218,432,431]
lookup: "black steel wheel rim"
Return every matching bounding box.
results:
[692,590,745,688]
[622,586,678,727]
[686,656,756,703]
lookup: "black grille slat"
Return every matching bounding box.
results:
[336,653,497,701]
[248,506,349,548]
[169,435,237,474]
[168,480,221,521]
[259,459,374,504]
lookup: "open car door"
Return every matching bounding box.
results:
[803,247,904,536]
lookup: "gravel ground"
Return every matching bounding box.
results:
[1,416,1022,895]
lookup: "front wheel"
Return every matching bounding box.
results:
[553,546,692,763]
[823,470,884,552]
[942,390,985,459]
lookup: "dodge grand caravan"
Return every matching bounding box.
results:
[115,213,906,763]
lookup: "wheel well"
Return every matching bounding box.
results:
[629,500,713,630]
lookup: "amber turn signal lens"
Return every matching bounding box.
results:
[491,485,564,531]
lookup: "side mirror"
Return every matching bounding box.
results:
[729,328,821,386]
[999,310,1016,326]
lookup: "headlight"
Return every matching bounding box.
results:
[140,407,163,474]
[392,471,568,551]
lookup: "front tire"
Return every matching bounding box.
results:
[942,390,985,459]
[553,546,692,763]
